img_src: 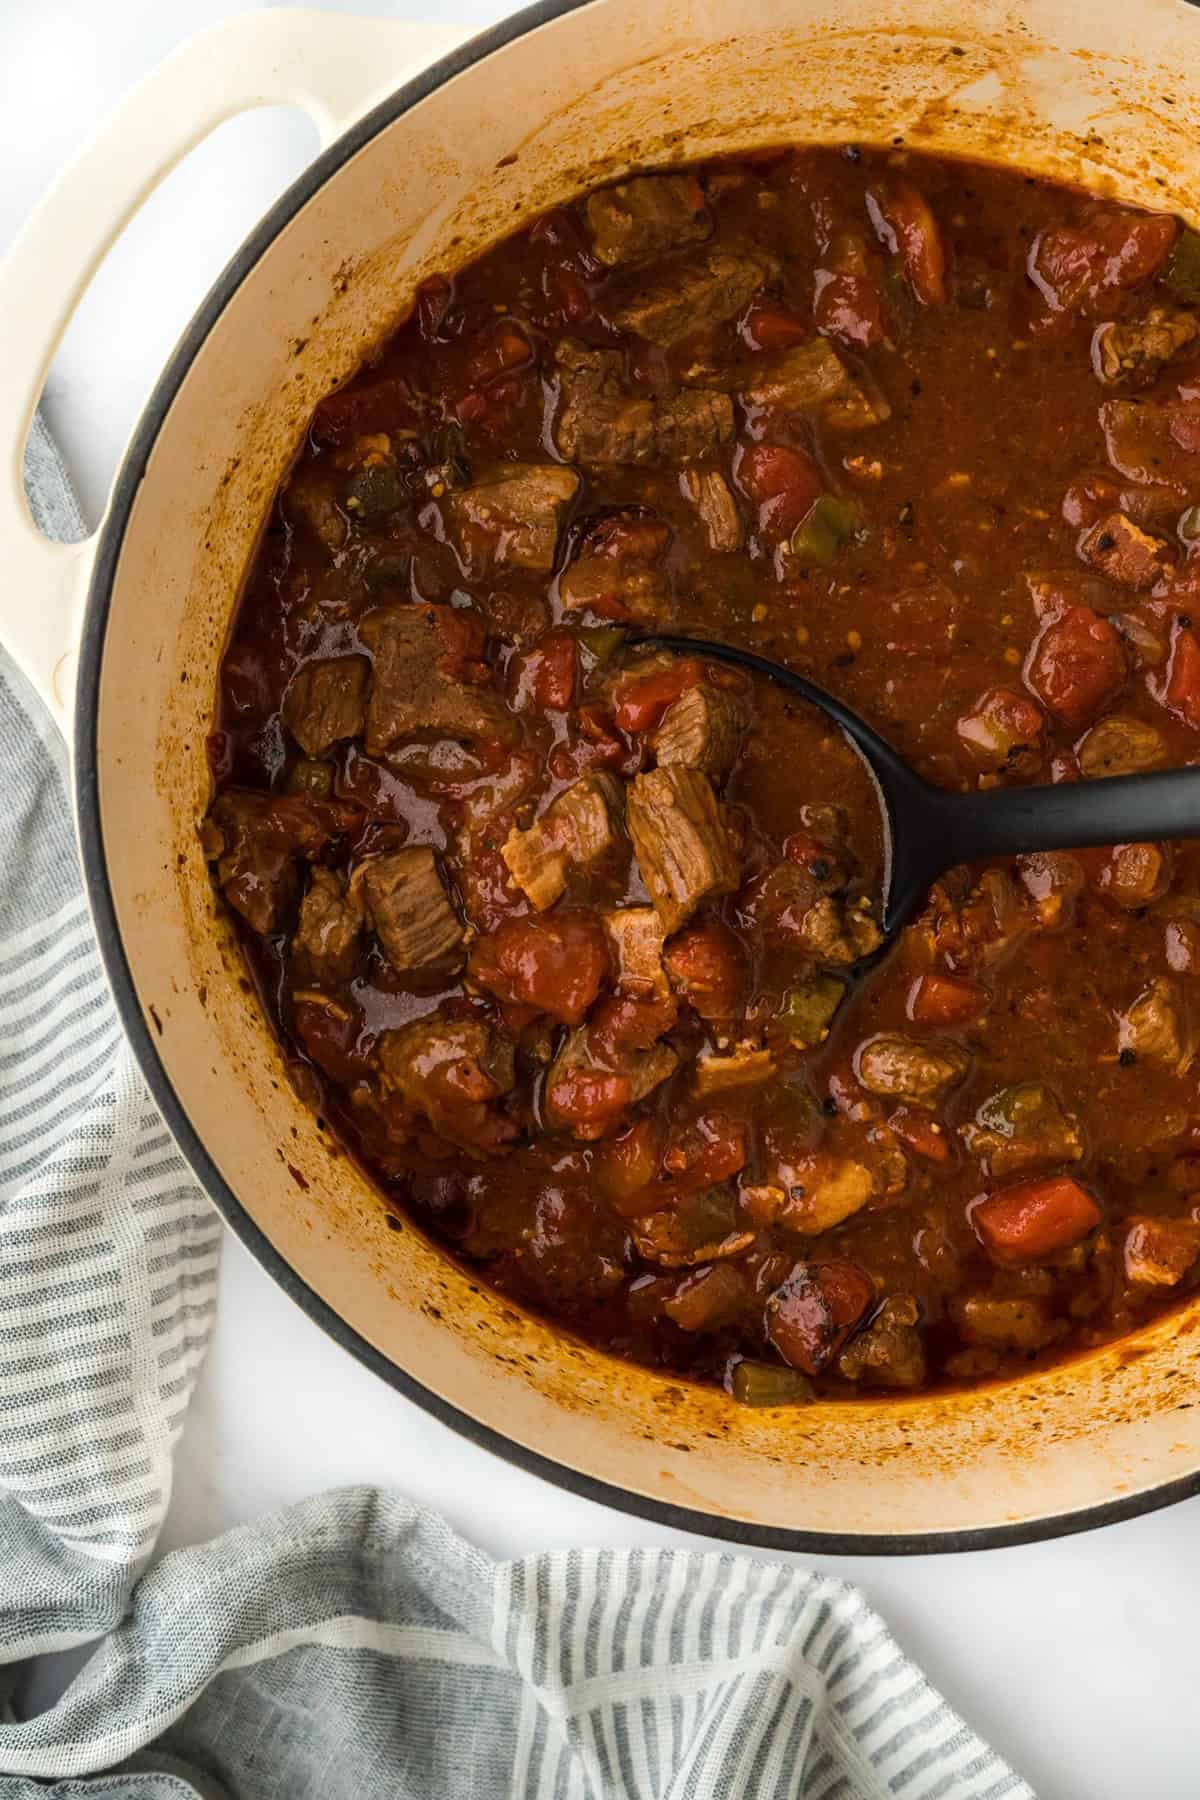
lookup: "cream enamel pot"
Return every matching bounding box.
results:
[6,0,1200,1553]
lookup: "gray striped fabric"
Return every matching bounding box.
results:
[0,1488,1035,1799]
[0,424,1035,1799]
[1,417,217,1663]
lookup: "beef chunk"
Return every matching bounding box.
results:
[444,464,579,574]
[632,1186,753,1269]
[585,172,711,267]
[739,340,891,430]
[651,683,744,782]
[602,906,669,999]
[837,1294,926,1390]
[295,866,364,983]
[1077,510,1174,589]
[1101,842,1171,910]
[693,1043,776,1094]
[612,247,774,346]
[502,772,625,910]
[743,864,882,965]
[680,468,744,551]
[286,469,346,549]
[627,766,740,933]
[360,605,512,757]
[1100,397,1200,488]
[1017,851,1085,931]
[1093,306,1200,384]
[661,1262,750,1332]
[1077,713,1168,777]
[963,1083,1084,1178]
[1124,1215,1200,1287]
[359,847,464,972]
[759,1119,904,1234]
[953,1293,1063,1352]
[554,341,733,467]
[545,1021,678,1141]
[910,866,1030,973]
[781,1155,876,1234]
[201,790,357,935]
[855,1033,969,1106]
[282,655,369,757]
[1118,976,1193,1071]
[559,511,672,620]
[377,1012,516,1156]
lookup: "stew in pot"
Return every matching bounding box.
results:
[204,147,1200,1401]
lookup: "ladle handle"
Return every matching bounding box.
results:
[937,766,1200,865]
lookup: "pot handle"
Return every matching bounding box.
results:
[0,6,464,726]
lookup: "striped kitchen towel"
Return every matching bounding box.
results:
[0,421,1035,1799]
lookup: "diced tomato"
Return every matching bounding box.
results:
[888,1107,955,1164]
[783,831,826,868]
[814,1263,875,1326]
[735,443,825,539]
[311,375,419,446]
[468,910,610,1024]
[972,1175,1102,1265]
[767,1260,875,1374]
[867,181,946,305]
[548,703,630,779]
[588,993,678,1060]
[739,302,809,352]
[664,919,745,1019]
[612,659,706,733]
[293,998,371,1087]
[1029,210,1176,318]
[544,263,593,324]
[508,629,578,712]
[462,321,533,389]
[955,687,1045,773]
[1164,623,1200,727]
[546,1067,633,1136]
[1026,606,1126,729]
[907,973,986,1027]
[662,1113,747,1194]
[456,391,488,425]
[597,1117,663,1216]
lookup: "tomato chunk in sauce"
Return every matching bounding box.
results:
[205,147,1200,1402]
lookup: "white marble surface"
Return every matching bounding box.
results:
[3,4,1196,1793]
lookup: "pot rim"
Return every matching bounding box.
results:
[73,0,1200,1554]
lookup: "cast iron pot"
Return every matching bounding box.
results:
[5,0,1200,1552]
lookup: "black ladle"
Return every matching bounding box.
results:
[646,632,1200,937]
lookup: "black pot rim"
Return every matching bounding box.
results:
[73,0,1200,1556]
